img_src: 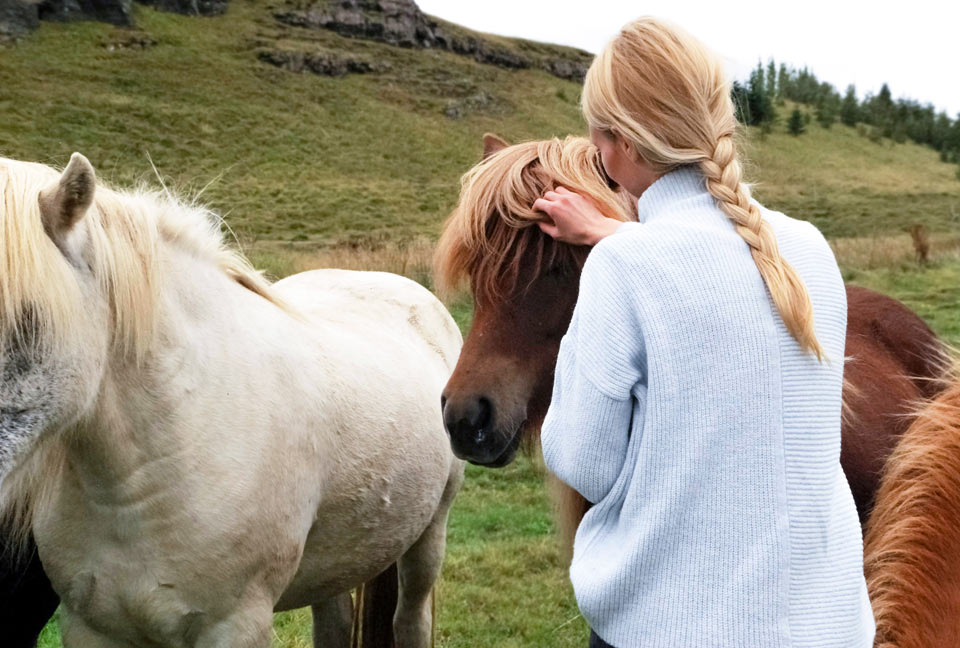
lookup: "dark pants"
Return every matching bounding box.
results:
[589,630,616,648]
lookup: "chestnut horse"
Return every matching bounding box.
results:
[864,374,960,648]
[436,134,947,548]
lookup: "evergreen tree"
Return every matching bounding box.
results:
[735,62,956,163]
[731,80,750,124]
[788,109,806,136]
[745,62,776,126]
[933,112,953,152]
[840,85,859,126]
[867,83,895,135]
[777,63,790,102]
[816,99,837,128]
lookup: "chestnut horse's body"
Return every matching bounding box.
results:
[864,377,960,648]
[438,135,947,550]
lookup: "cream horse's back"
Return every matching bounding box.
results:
[273,269,463,606]
[0,154,463,648]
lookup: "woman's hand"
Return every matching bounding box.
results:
[533,186,622,246]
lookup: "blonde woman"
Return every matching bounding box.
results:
[534,18,874,648]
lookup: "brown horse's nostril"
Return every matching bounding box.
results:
[443,395,493,446]
[442,395,519,466]
[473,398,492,438]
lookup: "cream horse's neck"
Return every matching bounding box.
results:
[67,245,329,512]
[39,243,335,629]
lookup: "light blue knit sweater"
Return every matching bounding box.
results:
[541,166,875,648]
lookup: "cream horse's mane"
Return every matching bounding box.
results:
[0,156,278,554]
[0,156,277,358]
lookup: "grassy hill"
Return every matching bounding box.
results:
[5,3,960,647]
[0,0,957,250]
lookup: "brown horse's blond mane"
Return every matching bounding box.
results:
[864,358,960,648]
[434,137,634,303]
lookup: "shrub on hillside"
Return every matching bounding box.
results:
[788,109,806,136]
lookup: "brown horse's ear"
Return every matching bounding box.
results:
[482,133,509,160]
[39,152,96,244]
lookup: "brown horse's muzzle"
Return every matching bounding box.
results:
[440,389,523,467]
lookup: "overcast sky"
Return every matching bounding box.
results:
[417,1,960,117]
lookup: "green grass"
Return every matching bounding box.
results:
[748,106,960,238]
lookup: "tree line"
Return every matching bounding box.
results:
[731,60,960,174]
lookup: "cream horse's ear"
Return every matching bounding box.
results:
[39,152,96,244]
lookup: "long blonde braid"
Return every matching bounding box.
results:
[582,17,824,360]
[701,136,823,358]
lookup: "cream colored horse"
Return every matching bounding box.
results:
[0,153,464,648]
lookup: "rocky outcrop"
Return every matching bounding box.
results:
[1,0,227,39]
[138,0,227,17]
[444,33,528,70]
[444,90,494,120]
[100,30,156,49]
[274,0,591,82]
[0,0,38,42]
[275,0,438,48]
[258,48,383,76]
[38,0,133,25]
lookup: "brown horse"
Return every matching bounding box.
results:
[436,134,947,547]
[864,374,960,648]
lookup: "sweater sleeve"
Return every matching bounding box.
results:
[541,240,647,504]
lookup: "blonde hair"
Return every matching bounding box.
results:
[0,156,280,556]
[582,17,824,359]
[434,136,632,303]
[0,156,277,360]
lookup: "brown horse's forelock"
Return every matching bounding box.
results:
[434,137,631,305]
[468,213,589,307]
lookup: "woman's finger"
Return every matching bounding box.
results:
[533,198,555,215]
[538,220,561,239]
[554,185,572,195]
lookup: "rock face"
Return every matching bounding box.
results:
[1,0,228,39]
[275,0,437,48]
[258,48,383,76]
[0,0,38,42]
[274,0,591,82]
[138,0,227,17]
[38,0,134,25]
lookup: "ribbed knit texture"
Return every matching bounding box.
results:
[541,166,874,648]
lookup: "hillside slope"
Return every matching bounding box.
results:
[0,0,956,248]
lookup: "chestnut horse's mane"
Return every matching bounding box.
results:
[434,136,635,303]
[864,361,960,648]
